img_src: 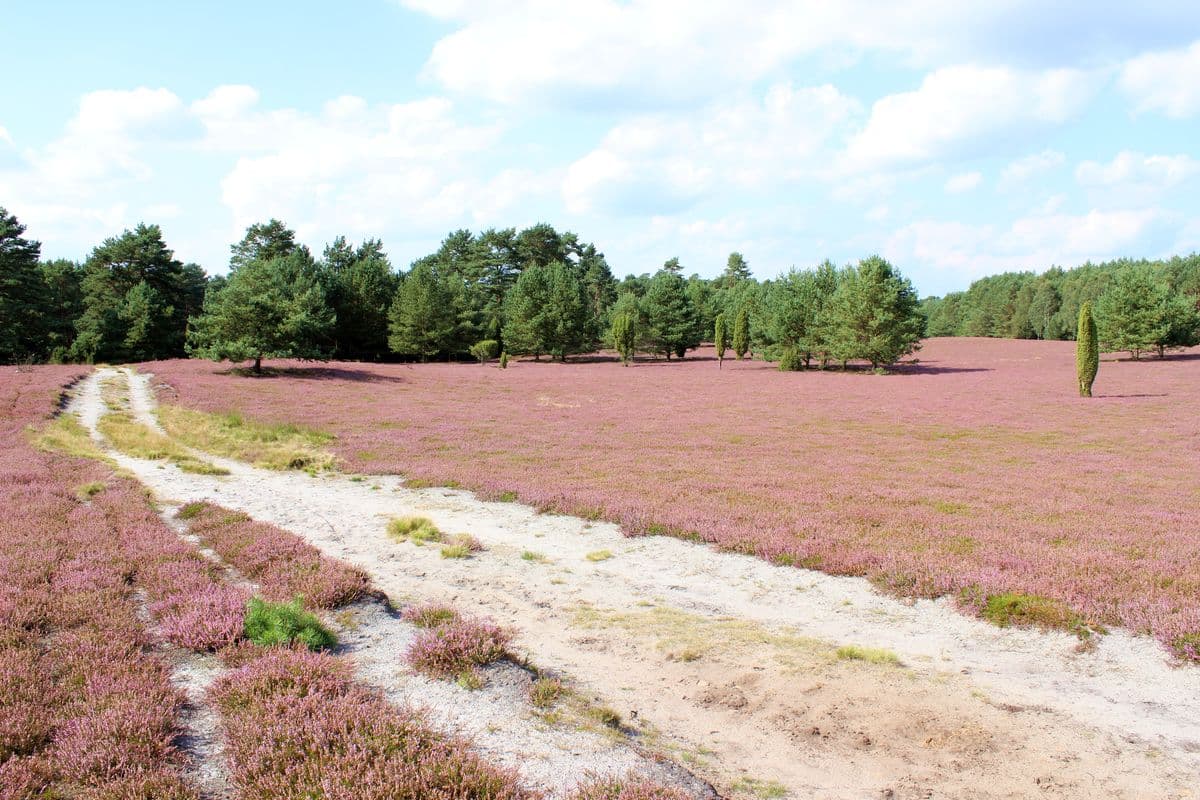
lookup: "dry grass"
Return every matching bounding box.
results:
[835,644,902,665]
[96,411,228,475]
[31,413,111,464]
[387,516,442,545]
[156,403,336,472]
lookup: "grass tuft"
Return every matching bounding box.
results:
[521,550,548,563]
[74,481,106,501]
[176,501,206,520]
[401,603,461,629]
[32,413,110,463]
[528,677,565,708]
[387,516,442,545]
[585,549,614,562]
[243,597,337,651]
[835,644,901,665]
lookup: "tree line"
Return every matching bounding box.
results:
[922,255,1200,358]
[2,204,927,371]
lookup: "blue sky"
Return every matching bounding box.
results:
[2,1,1199,296]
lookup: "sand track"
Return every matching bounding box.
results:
[71,367,1200,799]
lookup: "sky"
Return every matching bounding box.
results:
[2,1,1199,296]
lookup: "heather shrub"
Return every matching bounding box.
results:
[244,597,337,650]
[210,648,526,799]
[401,603,460,629]
[567,777,690,800]
[154,584,249,652]
[387,515,442,545]
[406,616,510,682]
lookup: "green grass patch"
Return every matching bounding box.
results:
[730,776,789,799]
[244,597,336,650]
[835,644,901,665]
[521,550,548,563]
[74,481,106,501]
[32,413,111,463]
[585,549,613,562]
[387,516,442,545]
[157,404,336,471]
[176,501,206,520]
[980,592,1099,638]
[440,544,472,559]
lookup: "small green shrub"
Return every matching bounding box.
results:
[470,339,500,364]
[499,352,509,369]
[587,705,621,728]
[778,347,803,371]
[244,597,337,651]
[387,516,442,545]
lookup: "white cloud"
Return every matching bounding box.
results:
[0,125,12,147]
[844,65,1100,170]
[887,208,1167,282]
[1076,151,1199,189]
[563,82,859,214]
[944,171,982,193]
[400,1,1196,107]
[1000,149,1065,186]
[1119,40,1200,118]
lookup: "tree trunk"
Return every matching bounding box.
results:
[253,356,262,374]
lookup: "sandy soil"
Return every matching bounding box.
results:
[71,367,1200,799]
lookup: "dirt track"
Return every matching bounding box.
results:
[72,367,1200,799]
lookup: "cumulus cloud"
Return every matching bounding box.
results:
[1000,150,1066,187]
[944,171,982,193]
[844,65,1100,171]
[887,207,1169,285]
[563,82,860,214]
[1076,151,1199,189]
[1119,40,1200,118]
[399,1,1199,107]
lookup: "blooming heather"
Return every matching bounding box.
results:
[181,502,370,609]
[148,338,1200,659]
[0,366,197,798]
[405,616,511,680]
[209,648,528,799]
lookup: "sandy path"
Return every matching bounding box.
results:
[74,368,1200,798]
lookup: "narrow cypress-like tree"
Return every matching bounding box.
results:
[714,312,728,368]
[1076,301,1098,397]
[611,311,636,366]
[732,307,750,360]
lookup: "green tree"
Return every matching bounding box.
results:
[0,207,45,362]
[827,256,924,369]
[230,219,306,271]
[714,312,728,368]
[1076,302,1098,397]
[72,224,197,363]
[1095,265,1169,359]
[611,311,637,366]
[732,306,750,360]
[502,262,592,360]
[387,263,458,361]
[642,269,700,359]
[1155,292,1200,357]
[39,259,84,360]
[323,237,398,360]
[189,251,333,373]
[723,252,751,287]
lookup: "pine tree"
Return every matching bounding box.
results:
[714,312,728,368]
[387,263,457,361]
[188,251,333,373]
[1095,265,1169,359]
[1076,301,1098,397]
[826,256,924,369]
[0,207,45,362]
[501,262,591,360]
[723,252,752,287]
[732,306,750,360]
[642,270,700,359]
